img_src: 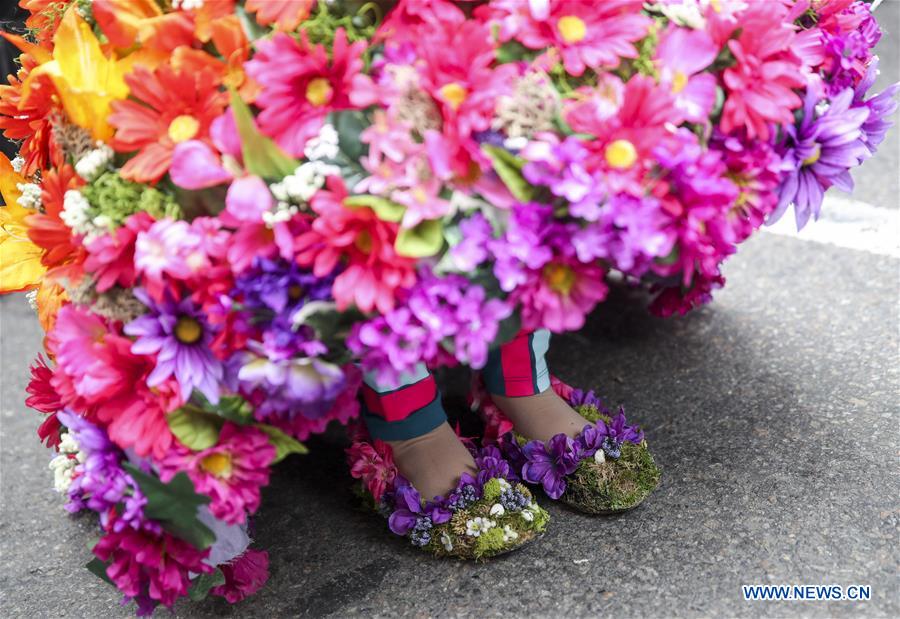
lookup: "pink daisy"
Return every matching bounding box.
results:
[159,423,276,525]
[655,25,719,123]
[245,28,366,156]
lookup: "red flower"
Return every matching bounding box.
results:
[109,65,227,183]
[26,355,63,448]
[27,165,84,271]
[0,49,58,176]
[83,212,154,292]
[294,177,416,314]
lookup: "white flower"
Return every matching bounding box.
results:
[57,432,80,455]
[49,432,81,493]
[465,517,497,537]
[502,525,519,543]
[440,532,453,551]
[61,189,94,237]
[11,156,24,173]
[74,143,114,181]
[489,503,506,517]
[594,449,606,464]
[497,478,511,493]
[269,161,339,206]
[25,289,38,311]
[173,0,204,10]
[304,123,340,161]
[16,182,42,210]
[520,502,540,522]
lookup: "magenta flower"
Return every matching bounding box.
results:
[521,434,580,499]
[159,423,276,525]
[125,289,224,403]
[134,218,205,284]
[852,59,899,156]
[655,25,718,123]
[211,549,270,604]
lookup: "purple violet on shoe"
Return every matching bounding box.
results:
[521,434,580,499]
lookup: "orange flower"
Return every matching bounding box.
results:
[0,153,45,293]
[92,0,195,53]
[19,0,64,45]
[171,15,260,102]
[108,65,227,184]
[245,0,315,31]
[0,37,58,176]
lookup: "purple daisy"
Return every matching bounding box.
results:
[773,88,870,230]
[56,410,153,533]
[125,288,224,403]
[852,58,899,156]
[521,434,580,499]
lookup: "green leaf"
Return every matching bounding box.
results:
[344,194,406,222]
[167,406,222,450]
[255,424,308,463]
[332,110,368,163]
[230,90,299,179]
[189,568,226,602]
[481,145,534,202]
[123,465,216,550]
[85,557,113,586]
[395,219,444,258]
[191,393,255,425]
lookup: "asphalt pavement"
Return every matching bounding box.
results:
[1,3,898,617]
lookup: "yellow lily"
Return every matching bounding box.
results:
[21,9,135,142]
[0,153,46,293]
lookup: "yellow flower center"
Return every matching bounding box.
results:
[288,284,305,301]
[440,83,468,111]
[710,0,722,13]
[802,145,821,167]
[543,263,576,295]
[604,139,638,169]
[174,316,203,345]
[557,16,587,44]
[412,187,429,204]
[200,452,233,478]
[167,115,200,144]
[672,70,689,94]
[355,230,373,253]
[305,77,333,107]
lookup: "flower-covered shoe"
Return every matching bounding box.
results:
[472,377,661,515]
[346,435,549,560]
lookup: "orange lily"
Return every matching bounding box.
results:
[92,0,195,53]
[21,9,138,142]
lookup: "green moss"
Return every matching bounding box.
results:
[482,478,503,503]
[572,404,611,425]
[473,527,507,559]
[562,442,661,515]
[81,172,181,228]
[526,503,550,531]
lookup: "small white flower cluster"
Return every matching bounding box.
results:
[25,289,38,310]
[74,142,114,181]
[15,182,42,210]
[519,502,541,523]
[11,156,24,173]
[48,432,83,493]
[594,449,606,464]
[440,531,453,551]
[304,123,340,161]
[61,189,106,242]
[173,0,204,10]
[265,123,341,227]
[465,516,496,537]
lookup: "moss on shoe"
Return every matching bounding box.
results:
[561,440,661,514]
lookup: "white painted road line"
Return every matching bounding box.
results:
[763,195,900,258]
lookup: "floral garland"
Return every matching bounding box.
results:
[0,0,895,614]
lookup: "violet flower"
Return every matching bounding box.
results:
[773,88,870,230]
[578,410,645,460]
[852,59,899,156]
[521,434,580,499]
[56,411,153,533]
[388,482,452,540]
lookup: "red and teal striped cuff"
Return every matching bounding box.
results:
[482,329,551,397]
[360,365,447,440]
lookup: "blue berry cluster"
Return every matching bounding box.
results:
[410,516,433,547]
[447,483,479,511]
[601,436,623,460]
[499,488,529,512]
